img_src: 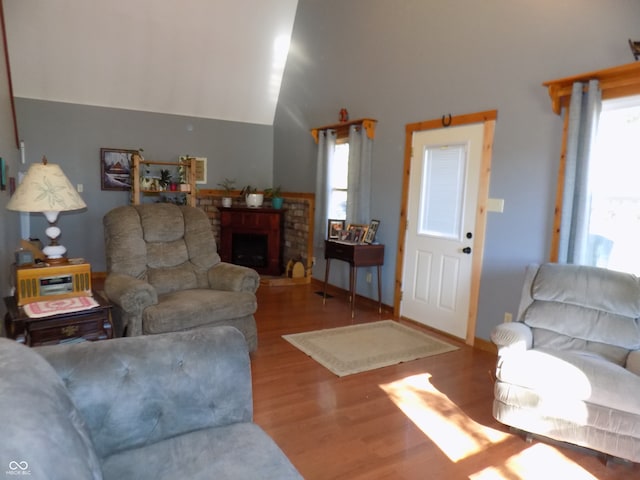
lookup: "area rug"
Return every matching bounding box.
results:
[282,320,459,377]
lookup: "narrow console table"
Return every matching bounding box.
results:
[323,240,384,318]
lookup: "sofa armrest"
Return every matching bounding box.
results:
[104,273,158,314]
[626,350,640,376]
[208,262,260,293]
[37,326,252,460]
[491,322,533,355]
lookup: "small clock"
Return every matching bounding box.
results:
[15,249,34,266]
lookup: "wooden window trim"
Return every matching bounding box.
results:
[543,62,640,115]
[544,62,640,261]
[311,118,377,143]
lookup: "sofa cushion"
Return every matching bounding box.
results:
[525,325,630,365]
[148,261,198,295]
[531,263,640,317]
[523,263,640,350]
[143,289,257,334]
[101,423,302,480]
[496,347,640,416]
[0,339,102,479]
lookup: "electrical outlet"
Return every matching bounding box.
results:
[504,312,513,323]
[366,272,372,283]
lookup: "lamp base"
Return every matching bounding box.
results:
[42,211,69,264]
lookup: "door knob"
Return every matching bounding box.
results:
[462,247,472,254]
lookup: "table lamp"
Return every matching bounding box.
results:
[6,156,86,264]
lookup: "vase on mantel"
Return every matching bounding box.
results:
[245,193,264,208]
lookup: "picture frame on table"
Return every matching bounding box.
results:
[327,219,345,240]
[363,219,380,244]
[347,224,369,244]
[100,148,137,191]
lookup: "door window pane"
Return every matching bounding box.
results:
[418,144,467,239]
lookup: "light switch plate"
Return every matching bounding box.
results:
[487,198,504,213]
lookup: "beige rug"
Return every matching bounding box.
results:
[282,320,459,377]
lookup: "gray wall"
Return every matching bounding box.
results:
[14,98,273,271]
[273,0,640,340]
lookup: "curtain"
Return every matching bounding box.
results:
[558,79,601,264]
[346,124,373,224]
[314,129,336,251]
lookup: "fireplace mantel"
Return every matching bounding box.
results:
[219,207,284,276]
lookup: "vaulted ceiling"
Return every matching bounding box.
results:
[3,0,298,125]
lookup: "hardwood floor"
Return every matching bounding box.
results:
[251,282,638,480]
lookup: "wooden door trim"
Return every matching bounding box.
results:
[394,110,497,345]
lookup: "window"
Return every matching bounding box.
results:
[311,118,377,248]
[328,142,349,220]
[583,95,640,275]
[545,62,640,273]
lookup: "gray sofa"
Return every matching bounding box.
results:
[103,204,259,351]
[491,263,640,462]
[0,327,302,479]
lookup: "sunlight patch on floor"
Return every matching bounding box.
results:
[380,373,509,462]
[469,443,599,480]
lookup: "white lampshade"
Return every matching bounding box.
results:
[7,157,86,262]
[7,158,86,213]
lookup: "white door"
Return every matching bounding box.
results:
[400,123,484,339]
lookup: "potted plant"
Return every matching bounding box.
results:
[159,169,172,191]
[241,185,263,208]
[264,186,283,209]
[177,165,191,192]
[217,178,236,208]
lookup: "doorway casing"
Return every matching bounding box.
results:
[394,110,497,345]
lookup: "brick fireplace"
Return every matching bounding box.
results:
[197,192,314,278]
[219,207,284,276]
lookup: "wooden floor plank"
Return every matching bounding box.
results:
[252,281,639,480]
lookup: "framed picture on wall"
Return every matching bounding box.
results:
[179,156,208,184]
[101,148,137,191]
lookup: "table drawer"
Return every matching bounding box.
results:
[325,241,384,266]
[27,311,112,346]
[324,241,355,262]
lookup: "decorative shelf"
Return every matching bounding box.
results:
[543,62,640,115]
[311,118,377,143]
[131,156,196,206]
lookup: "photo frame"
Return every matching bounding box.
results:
[179,155,207,184]
[347,223,369,244]
[101,148,136,191]
[363,219,380,244]
[327,219,345,240]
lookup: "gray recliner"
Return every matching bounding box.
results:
[103,203,259,351]
[491,263,640,462]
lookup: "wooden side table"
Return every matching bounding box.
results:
[3,292,113,346]
[323,240,384,318]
